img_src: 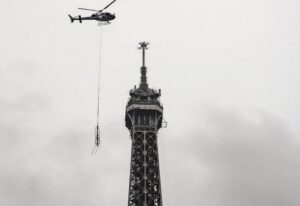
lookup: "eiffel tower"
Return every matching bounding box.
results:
[125,42,164,206]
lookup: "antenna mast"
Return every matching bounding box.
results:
[138,42,149,90]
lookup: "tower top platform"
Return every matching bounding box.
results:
[126,42,163,112]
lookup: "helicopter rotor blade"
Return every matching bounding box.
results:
[99,0,116,12]
[78,8,99,12]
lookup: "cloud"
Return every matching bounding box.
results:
[0,85,129,206]
[1,0,300,204]
[1,91,300,206]
[163,105,300,206]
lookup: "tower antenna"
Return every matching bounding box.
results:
[138,42,149,90]
[138,41,149,67]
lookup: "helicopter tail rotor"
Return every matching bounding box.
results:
[68,14,74,23]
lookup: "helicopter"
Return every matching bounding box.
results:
[68,0,116,23]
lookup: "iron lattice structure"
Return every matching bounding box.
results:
[125,42,164,206]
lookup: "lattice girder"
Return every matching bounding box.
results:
[128,131,162,206]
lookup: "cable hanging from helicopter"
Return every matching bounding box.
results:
[91,25,103,155]
[69,0,117,154]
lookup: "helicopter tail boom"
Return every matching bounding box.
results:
[68,15,83,23]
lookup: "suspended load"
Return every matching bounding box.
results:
[69,0,117,154]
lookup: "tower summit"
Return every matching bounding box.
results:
[139,41,148,67]
[138,42,149,90]
[125,42,164,206]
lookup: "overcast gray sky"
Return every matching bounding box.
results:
[0,0,300,205]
